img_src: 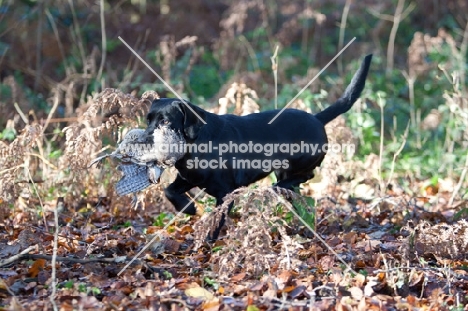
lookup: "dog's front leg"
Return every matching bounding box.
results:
[164,175,197,215]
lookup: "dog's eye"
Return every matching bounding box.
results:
[161,119,170,125]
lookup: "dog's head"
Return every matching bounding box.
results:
[145,98,206,143]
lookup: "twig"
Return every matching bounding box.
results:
[0,44,8,70]
[449,151,468,206]
[67,0,89,105]
[458,21,468,95]
[160,298,188,308]
[387,122,409,188]
[118,29,150,90]
[0,253,131,268]
[67,0,86,74]
[24,152,58,170]
[270,45,279,109]
[378,94,385,196]
[0,164,24,175]
[34,0,45,91]
[0,6,38,37]
[238,35,260,73]
[402,71,417,143]
[0,246,36,267]
[386,0,415,75]
[49,198,60,311]
[13,103,29,124]
[45,9,70,75]
[42,86,62,135]
[97,0,107,83]
[338,0,352,76]
[26,167,47,232]
[376,266,468,281]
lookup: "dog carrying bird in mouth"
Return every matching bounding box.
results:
[144,54,372,240]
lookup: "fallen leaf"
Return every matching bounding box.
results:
[163,238,181,253]
[276,270,291,286]
[282,285,295,293]
[424,185,439,196]
[355,239,381,252]
[24,281,37,291]
[202,298,220,311]
[318,255,335,271]
[185,287,214,301]
[355,260,366,269]
[231,272,246,282]
[0,244,21,258]
[28,259,46,277]
[349,286,364,301]
[178,225,195,235]
[343,232,357,245]
[357,297,367,311]
[354,273,366,287]
[249,281,264,291]
[262,288,277,298]
[353,183,375,200]
[287,285,306,299]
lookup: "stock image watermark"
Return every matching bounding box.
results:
[120,141,355,171]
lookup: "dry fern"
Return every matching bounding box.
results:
[63,88,158,170]
[218,82,259,116]
[405,220,468,261]
[194,187,309,279]
[0,124,43,204]
[408,28,460,78]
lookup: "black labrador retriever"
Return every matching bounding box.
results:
[145,54,372,239]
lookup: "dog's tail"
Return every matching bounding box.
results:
[315,54,372,125]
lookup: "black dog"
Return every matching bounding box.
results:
[145,54,372,239]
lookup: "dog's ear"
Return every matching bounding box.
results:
[177,100,206,140]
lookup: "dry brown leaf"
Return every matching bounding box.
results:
[231,272,246,282]
[349,286,364,301]
[276,270,292,285]
[354,273,366,287]
[178,225,195,235]
[357,297,367,311]
[28,259,46,277]
[262,288,277,298]
[288,285,306,299]
[343,232,358,245]
[318,255,335,271]
[185,287,214,301]
[163,239,181,253]
[249,281,264,291]
[202,298,220,311]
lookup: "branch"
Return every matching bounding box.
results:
[0,252,132,268]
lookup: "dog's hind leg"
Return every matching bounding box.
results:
[274,175,311,192]
[208,199,232,242]
[274,168,317,191]
[164,175,198,215]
